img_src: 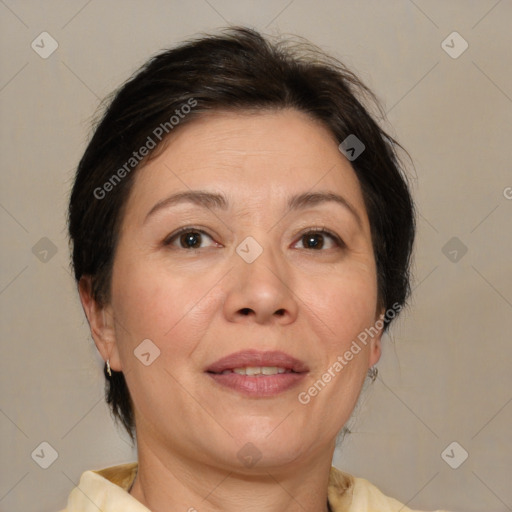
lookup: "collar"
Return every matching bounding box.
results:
[66,462,354,511]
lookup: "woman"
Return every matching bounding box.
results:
[65,27,448,512]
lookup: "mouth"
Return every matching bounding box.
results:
[214,366,295,376]
[205,350,309,397]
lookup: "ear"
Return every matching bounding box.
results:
[78,276,122,371]
[368,308,384,368]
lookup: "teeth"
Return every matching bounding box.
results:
[231,366,289,376]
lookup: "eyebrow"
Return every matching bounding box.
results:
[288,192,362,227]
[145,191,228,222]
[145,190,362,227]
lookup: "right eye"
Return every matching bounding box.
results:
[163,227,218,250]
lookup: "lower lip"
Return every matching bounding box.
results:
[207,372,307,397]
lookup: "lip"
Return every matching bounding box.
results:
[205,350,309,397]
[206,350,309,374]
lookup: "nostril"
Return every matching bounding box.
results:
[240,308,252,316]
[275,309,286,316]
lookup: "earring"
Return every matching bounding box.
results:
[367,366,378,382]
[106,359,112,377]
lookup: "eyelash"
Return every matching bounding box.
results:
[295,227,345,250]
[163,226,345,250]
[162,226,216,249]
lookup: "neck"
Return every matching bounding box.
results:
[129,436,335,512]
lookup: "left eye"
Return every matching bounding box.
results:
[294,230,343,250]
[164,229,217,249]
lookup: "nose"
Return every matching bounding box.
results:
[223,242,299,325]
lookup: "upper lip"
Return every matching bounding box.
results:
[206,350,309,374]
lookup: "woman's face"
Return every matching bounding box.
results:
[101,109,382,470]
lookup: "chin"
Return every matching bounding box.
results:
[225,441,308,474]
[231,427,310,469]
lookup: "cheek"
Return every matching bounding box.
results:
[302,266,378,349]
[110,259,219,361]
[297,272,376,416]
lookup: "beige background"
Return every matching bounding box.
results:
[1,1,511,511]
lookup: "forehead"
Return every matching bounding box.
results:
[125,109,368,219]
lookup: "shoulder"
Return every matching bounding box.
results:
[94,461,138,489]
[60,462,143,512]
[61,462,450,512]
[328,466,451,512]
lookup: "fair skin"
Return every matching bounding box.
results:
[79,109,383,512]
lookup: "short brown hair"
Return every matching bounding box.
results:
[68,27,415,439]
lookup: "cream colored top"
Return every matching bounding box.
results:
[60,463,449,511]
